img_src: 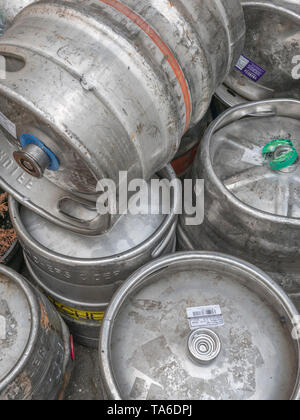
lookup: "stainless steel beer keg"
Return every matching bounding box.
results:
[11,166,180,347]
[99,252,300,400]
[0,265,72,400]
[178,99,300,310]
[215,0,300,111]
[0,0,245,234]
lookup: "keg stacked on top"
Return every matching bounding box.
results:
[0,0,299,401]
[0,0,244,234]
[212,0,300,113]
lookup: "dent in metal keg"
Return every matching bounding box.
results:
[99,252,300,400]
[178,99,300,311]
[0,265,72,400]
[11,166,180,348]
[213,0,300,114]
[0,0,245,234]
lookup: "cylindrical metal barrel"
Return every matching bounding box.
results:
[179,99,300,310]
[99,252,300,400]
[0,265,72,400]
[215,0,300,111]
[171,109,212,178]
[11,166,180,348]
[0,0,245,235]
[0,1,37,27]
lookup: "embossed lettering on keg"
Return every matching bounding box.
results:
[0,0,245,234]
[11,166,179,348]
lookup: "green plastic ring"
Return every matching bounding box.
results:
[262,139,298,170]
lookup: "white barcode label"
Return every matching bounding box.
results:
[235,55,250,71]
[186,305,224,330]
[0,110,17,138]
[0,315,6,339]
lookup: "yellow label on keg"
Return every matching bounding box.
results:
[47,296,105,323]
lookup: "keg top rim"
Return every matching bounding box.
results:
[99,251,300,400]
[9,166,179,264]
[203,98,300,225]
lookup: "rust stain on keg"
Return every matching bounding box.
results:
[39,300,50,332]
[55,34,67,41]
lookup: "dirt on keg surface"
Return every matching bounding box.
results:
[0,192,16,261]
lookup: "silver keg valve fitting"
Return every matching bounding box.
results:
[187,328,221,365]
[13,143,51,179]
[13,134,60,179]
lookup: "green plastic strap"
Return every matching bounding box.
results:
[262,139,298,170]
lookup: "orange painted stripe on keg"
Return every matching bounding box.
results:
[98,0,192,131]
[171,143,199,177]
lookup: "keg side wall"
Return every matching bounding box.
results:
[0,0,245,222]
[224,0,300,101]
[0,267,71,400]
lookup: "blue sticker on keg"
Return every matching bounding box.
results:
[235,54,266,82]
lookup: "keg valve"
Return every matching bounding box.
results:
[187,328,221,365]
[13,134,60,179]
[262,139,298,172]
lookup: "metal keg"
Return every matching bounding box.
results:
[178,99,300,310]
[0,265,72,400]
[171,109,212,178]
[217,0,300,109]
[99,252,300,400]
[0,0,245,235]
[0,1,37,27]
[10,166,179,348]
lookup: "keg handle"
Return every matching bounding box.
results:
[262,139,298,171]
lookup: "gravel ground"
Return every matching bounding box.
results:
[64,344,105,400]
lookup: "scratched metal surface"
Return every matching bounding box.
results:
[0,266,71,400]
[0,0,245,234]
[19,263,104,400]
[99,253,300,400]
[178,99,300,311]
[0,1,38,26]
[225,0,300,101]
